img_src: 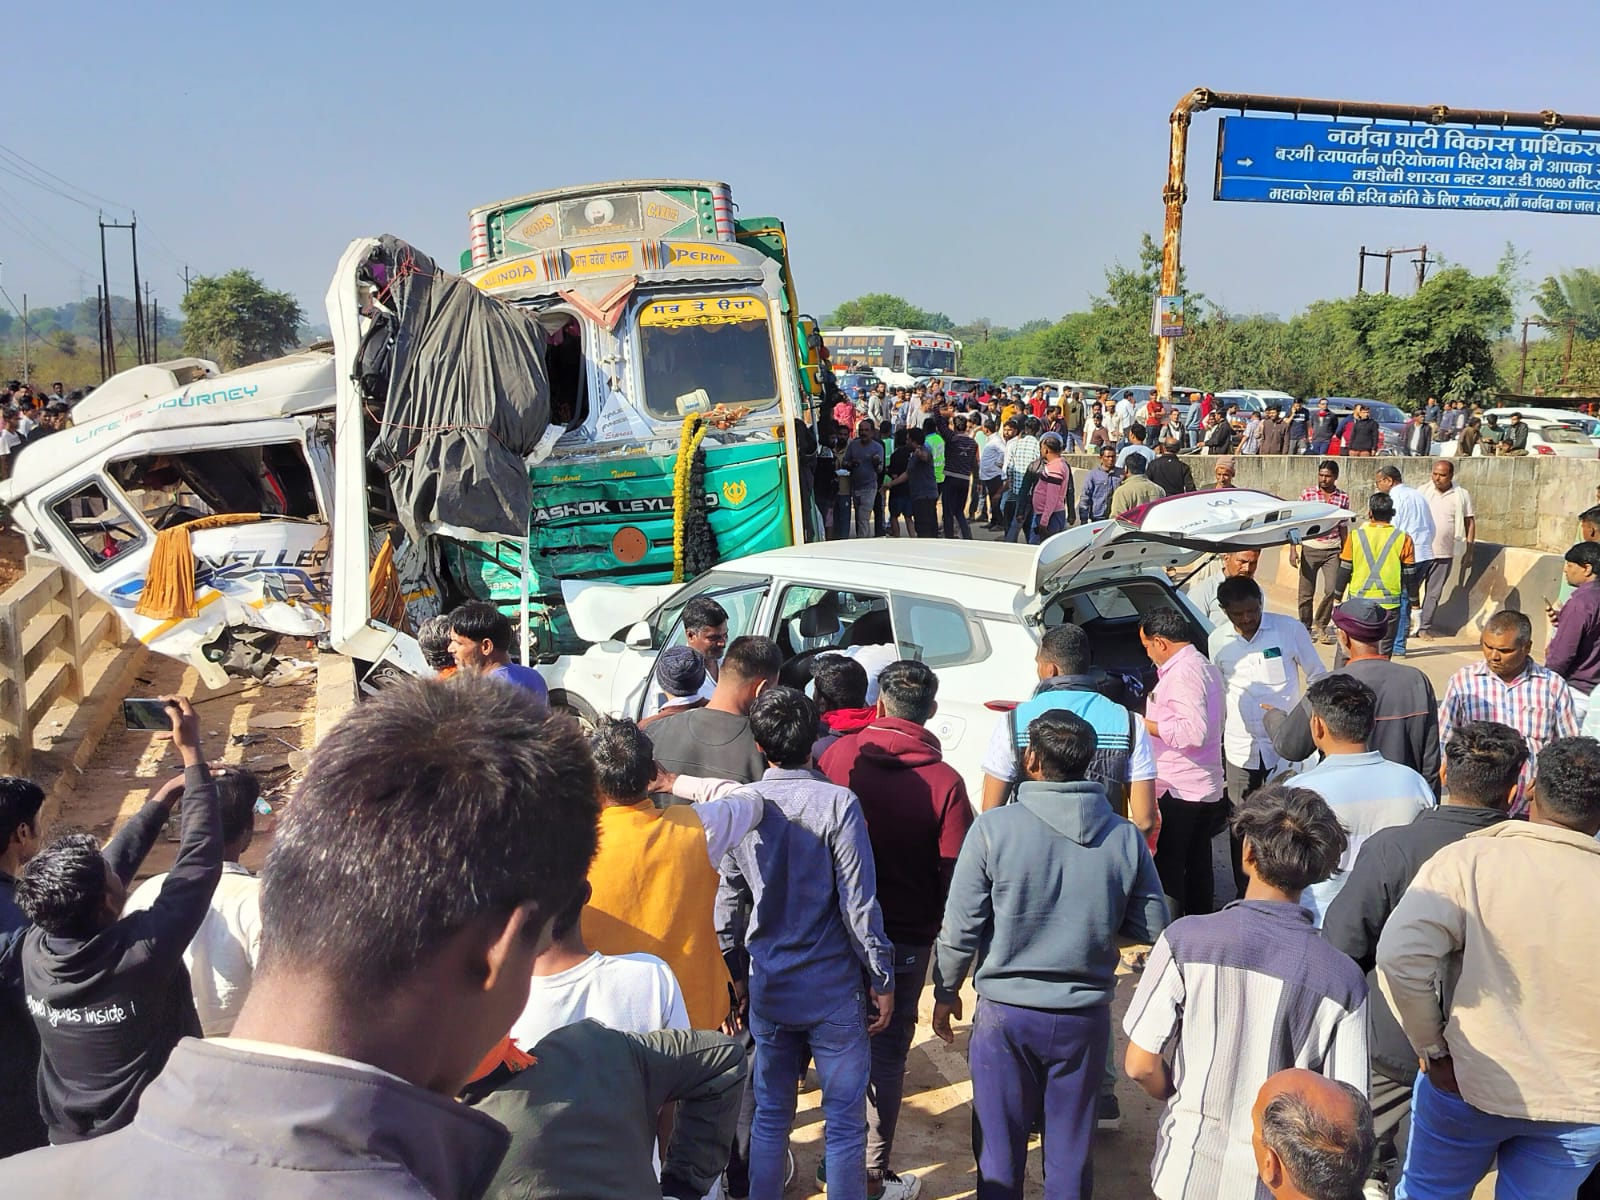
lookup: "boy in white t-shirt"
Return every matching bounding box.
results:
[509,882,689,1050]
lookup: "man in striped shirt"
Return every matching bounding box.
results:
[1123,785,1369,1200]
[1438,609,1578,815]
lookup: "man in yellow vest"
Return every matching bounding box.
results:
[1334,491,1417,658]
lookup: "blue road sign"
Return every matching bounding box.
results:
[1215,115,1600,215]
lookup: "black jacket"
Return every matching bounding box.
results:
[0,871,46,1158]
[21,765,220,1142]
[1146,454,1195,497]
[1322,806,1507,1080]
[1264,657,1441,792]
[1346,416,1381,452]
[0,1038,510,1198]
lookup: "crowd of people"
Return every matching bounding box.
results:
[0,381,82,481]
[1,487,1598,1200]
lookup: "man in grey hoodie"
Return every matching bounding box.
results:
[931,710,1168,1200]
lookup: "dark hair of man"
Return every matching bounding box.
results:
[1126,454,1148,476]
[1217,575,1263,609]
[1564,541,1600,574]
[1260,1082,1377,1200]
[1317,458,1339,477]
[1484,609,1532,647]
[590,717,653,801]
[215,768,261,847]
[1443,721,1527,809]
[908,427,926,446]
[1039,622,1092,675]
[1027,710,1096,781]
[15,830,106,937]
[1023,416,1041,436]
[1127,424,1146,443]
[812,654,868,713]
[953,415,968,432]
[258,676,599,994]
[417,613,455,671]
[0,776,46,847]
[546,884,588,944]
[1580,503,1600,529]
[1534,737,1600,829]
[747,686,817,769]
[1139,607,1192,645]
[1305,674,1377,744]
[1230,785,1348,893]
[1375,464,1402,484]
[877,659,939,723]
[450,600,513,653]
[682,596,729,636]
[1003,417,1020,433]
[721,635,782,684]
[1367,491,1395,522]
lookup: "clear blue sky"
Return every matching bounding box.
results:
[8,0,1600,330]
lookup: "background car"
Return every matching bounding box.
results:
[833,370,879,398]
[939,376,991,404]
[544,491,1345,799]
[1480,406,1600,450]
[1322,397,1408,453]
[1436,417,1600,459]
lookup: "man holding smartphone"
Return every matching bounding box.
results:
[6,696,220,1142]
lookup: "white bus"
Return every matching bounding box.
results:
[822,326,961,389]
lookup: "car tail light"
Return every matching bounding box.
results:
[984,700,1020,712]
[1535,444,1554,455]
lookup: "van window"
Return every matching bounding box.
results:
[49,481,144,570]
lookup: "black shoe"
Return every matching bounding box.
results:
[1096,1093,1122,1132]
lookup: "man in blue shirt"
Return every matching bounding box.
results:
[717,687,895,1200]
[449,601,549,706]
[1077,446,1119,523]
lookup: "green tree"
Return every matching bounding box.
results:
[181,269,303,369]
[1366,267,1510,403]
[826,293,954,332]
[1533,266,1600,341]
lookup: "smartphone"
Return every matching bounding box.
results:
[123,698,173,731]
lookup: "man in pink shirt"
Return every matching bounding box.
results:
[1138,608,1226,916]
[1030,433,1072,544]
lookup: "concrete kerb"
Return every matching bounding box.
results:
[312,651,358,746]
[31,638,151,830]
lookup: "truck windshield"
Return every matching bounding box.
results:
[639,304,779,418]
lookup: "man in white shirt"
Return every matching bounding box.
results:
[510,882,689,1050]
[1113,390,1137,447]
[1416,458,1475,640]
[1210,576,1326,899]
[1375,464,1435,656]
[1283,674,1434,925]
[0,411,20,482]
[124,766,262,1037]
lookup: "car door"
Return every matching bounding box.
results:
[624,574,772,718]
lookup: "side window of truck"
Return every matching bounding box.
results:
[48,481,145,571]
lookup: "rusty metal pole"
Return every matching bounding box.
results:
[1157,89,1210,400]
[1358,246,1367,294]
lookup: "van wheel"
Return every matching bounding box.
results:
[550,690,599,735]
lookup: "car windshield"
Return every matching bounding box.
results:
[1367,402,1406,423]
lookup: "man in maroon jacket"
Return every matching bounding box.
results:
[819,660,974,1198]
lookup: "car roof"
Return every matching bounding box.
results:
[740,539,1036,599]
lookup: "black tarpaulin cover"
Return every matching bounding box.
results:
[364,235,550,543]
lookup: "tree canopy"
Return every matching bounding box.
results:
[180,269,303,369]
[825,293,954,332]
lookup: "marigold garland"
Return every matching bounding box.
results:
[671,414,711,582]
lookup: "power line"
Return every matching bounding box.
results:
[0,142,129,213]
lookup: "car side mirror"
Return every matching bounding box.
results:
[624,621,652,651]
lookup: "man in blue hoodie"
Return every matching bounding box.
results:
[932,710,1168,1200]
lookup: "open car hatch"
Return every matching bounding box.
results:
[1028,489,1347,599]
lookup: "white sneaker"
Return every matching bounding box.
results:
[1361,1180,1390,1200]
[871,1171,922,1200]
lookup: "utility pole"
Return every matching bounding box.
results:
[20,294,28,384]
[99,217,115,377]
[182,265,190,297]
[96,285,106,381]
[130,217,146,364]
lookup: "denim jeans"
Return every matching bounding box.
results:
[867,944,931,1174]
[1030,511,1066,544]
[750,993,871,1200]
[1398,1073,1600,1200]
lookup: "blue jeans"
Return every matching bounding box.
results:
[968,997,1108,1200]
[1393,584,1414,656]
[1398,1073,1600,1200]
[1030,511,1066,544]
[1005,497,1033,543]
[750,994,871,1200]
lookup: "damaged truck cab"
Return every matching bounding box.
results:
[1,180,820,685]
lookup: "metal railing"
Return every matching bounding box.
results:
[0,555,124,775]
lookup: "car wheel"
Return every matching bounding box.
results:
[549,689,600,735]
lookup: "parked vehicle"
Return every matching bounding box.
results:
[547,490,1344,797]
[1321,398,1408,454]
[1213,388,1294,413]
[1480,406,1600,450]
[939,376,992,404]
[1436,417,1599,460]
